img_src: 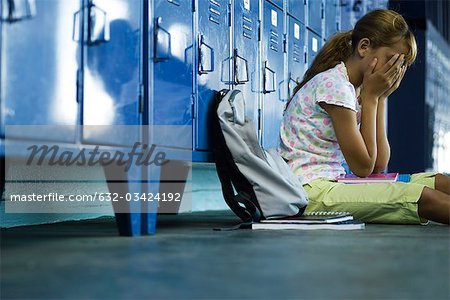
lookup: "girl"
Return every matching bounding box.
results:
[278,9,450,224]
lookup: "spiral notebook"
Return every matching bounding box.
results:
[263,211,354,224]
[254,211,365,230]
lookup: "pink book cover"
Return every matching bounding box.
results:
[336,173,399,183]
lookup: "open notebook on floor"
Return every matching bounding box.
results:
[252,220,365,230]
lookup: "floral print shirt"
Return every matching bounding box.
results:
[278,62,361,184]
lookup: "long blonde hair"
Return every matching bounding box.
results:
[287,9,417,109]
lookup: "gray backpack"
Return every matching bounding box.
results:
[212,89,308,226]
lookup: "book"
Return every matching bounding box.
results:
[252,220,365,230]
[336,172,399,183]
[263,211,353,224]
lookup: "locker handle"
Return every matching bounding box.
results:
[198,35,214,74]
[72,9,81,42]
[263,61,276,94]
[288,75,300,99]
[233,49,249,84]
[352,0,363,12]
[154,17,171,62]
[87,3,110,46]
[1,0,36,23]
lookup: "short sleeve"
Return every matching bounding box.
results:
[314,72,358,112]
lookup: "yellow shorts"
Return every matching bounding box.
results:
[303,172,437,224]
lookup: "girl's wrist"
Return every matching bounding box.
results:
[360,93,379,106]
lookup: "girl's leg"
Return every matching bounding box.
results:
[435,173,450,195]
[418,187,450,224]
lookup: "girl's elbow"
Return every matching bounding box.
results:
[350,162,375,178]
[352,168,373,178]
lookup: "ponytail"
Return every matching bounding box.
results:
[286,30,354,111]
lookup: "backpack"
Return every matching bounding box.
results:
[212,89,308,226]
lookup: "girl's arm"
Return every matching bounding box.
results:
[374,63,407,173]
[320,96,379,178]
[373,98,390,173]
[320,56,403,177]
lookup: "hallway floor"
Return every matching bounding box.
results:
[1,211,449,299]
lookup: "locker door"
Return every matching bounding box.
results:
[307,0,323,35]
[287,17,306,99]
[233,0,259,132]
[324,0,340,39]
[340,0,365,31]
[289,0,306,24]
[1,0,80,142]
[150,0,193,141]
[82,0,142,145]
[307,28,320,67]
[261,1,285,149]
[195,0,230,151]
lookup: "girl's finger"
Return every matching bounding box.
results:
[385,54,405,77]
[386,65,402,82]
[379,53,400,74]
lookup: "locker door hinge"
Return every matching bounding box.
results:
[257,21,261,41]
[304,45,307,64]
[321,2,324,19]
[192,0,196,12]
[76,69,82,103]
[257,108,262,131]
[283,33,287,53]
[191,94,196,120]
[228,3,231,27]
[138,84,144,114]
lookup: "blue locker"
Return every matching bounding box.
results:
[324,0,340,39]
[195,0,230,151]
[261,1,285,149]
[307,28,320,67]
[82,0,142,145]
[232,0,260,133]
[340,0,365,31]
[1,0,80,142]
[287,17,306,99]
[151,0,193,130]
[288,0,306,24]
[307,0,323,35]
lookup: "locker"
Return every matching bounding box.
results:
[261,1,285,149]
[81,0,142,145]
[307,28,320,67]
[340,0,365,31]
[307,0,323,35]
[1,0,80,142]
[287,17,306,99]
[288,0,306,24]
[148,0,193,151]
[195,0,230,151]
[232,0,260,132]
[324,0,340,39]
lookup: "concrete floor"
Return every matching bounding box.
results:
[1,211,449,300]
